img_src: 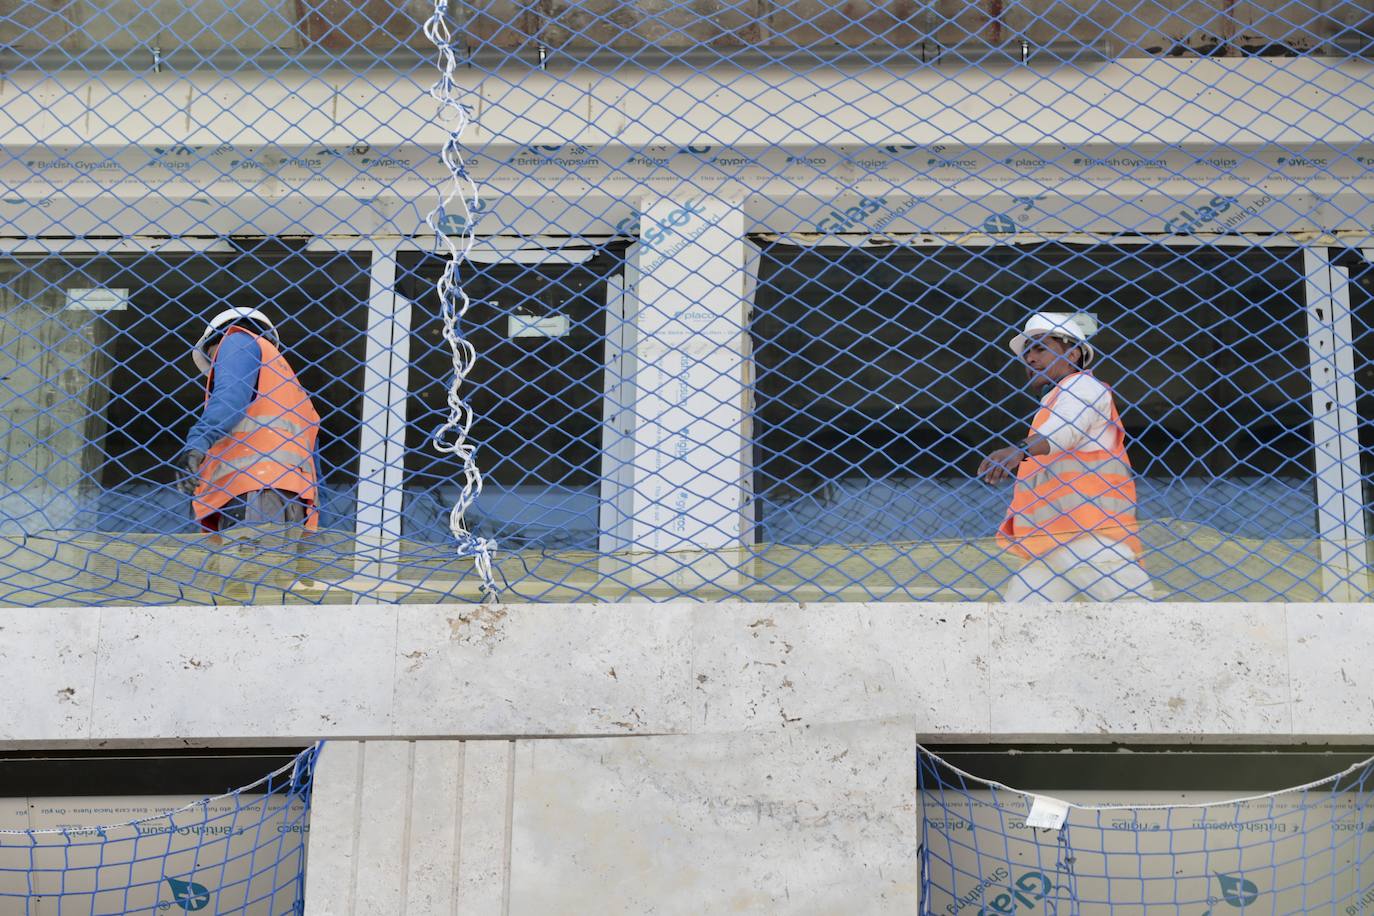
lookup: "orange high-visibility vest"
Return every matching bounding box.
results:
[192,328,321,531]
[997,372,1143,560]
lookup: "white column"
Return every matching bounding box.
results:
[1303,249,1364,601]
[599,269,638,552]
[602,196,754,590]
[348,239,410,591]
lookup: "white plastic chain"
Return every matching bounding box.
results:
[423,0,498,599]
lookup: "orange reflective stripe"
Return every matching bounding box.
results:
[1019,457,1133,492]
[228,412,314,439]
[1017,494,1137,526]
[202,448,315,481]
[209,434,310,461]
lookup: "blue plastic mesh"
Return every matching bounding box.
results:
[918,746,1374,914]
[0,745,317,915]
[0,0,1372,603]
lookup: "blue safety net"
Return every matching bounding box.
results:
[0,744,317,915]
[918,746,1374,914]
[0,0,1372,603]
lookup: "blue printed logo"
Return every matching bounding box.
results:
[434,199,488,235]
[1072,155,1167,168]
[926,156,976,169]
[640,199,706,251]
[815,195,887,234]
[152,142,229,159]
[164,877,211,911]
[436,214,465,234]
[613,200,707,246]
[1276,156,1327,168]
[983,214,1017,233]
[883,142,943,155]
[813,195,922,234]
[1215,873,1259,908]
[527,143,565,156]
[505,144,601,168]
[709,151,755,167]
[1163,195,1235,234]
[981,195,1044,234]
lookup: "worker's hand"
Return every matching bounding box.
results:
[978,446,1025,485]
[177,450,206,495]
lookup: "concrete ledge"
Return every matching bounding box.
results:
[0,602,1365,746]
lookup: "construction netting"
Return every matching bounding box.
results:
[0,745,317,914]
[918,745,1374,914]
[0,0,1371,604]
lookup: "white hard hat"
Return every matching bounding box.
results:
[193,307,278,375]
[1009,311,1097,368]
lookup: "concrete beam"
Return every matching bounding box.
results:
[1,57,1370,152]
[0,602,1368,746]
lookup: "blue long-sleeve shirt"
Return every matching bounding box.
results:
[185,331,322,487]
[186,331,261,455]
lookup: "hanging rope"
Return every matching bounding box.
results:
[423,0,498,600]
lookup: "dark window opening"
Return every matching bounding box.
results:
[749,240,1314,547]
[397,245,626,550]
[0,251,369,534]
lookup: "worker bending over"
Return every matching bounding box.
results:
[178,307,321,536]
[979,312,1153,602]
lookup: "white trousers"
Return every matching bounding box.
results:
[1003,535,1154,602]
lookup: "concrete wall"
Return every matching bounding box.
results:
[303,728,916,913]
[2,602,1369,746]
[3,600,1371,912]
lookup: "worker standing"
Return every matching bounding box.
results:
[178,307,321,538]
[978,312,1153,601]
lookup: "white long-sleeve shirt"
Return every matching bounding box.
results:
[1036,373,1121,454]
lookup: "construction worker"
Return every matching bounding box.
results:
[178,307,320,536]
[978,312,1152,601]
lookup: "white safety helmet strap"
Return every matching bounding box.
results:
[192,307,278,375]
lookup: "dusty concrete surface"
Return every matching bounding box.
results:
[1,601,1366,744]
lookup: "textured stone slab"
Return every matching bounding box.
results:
[404,740,464,914]
[691,602,991,736]
[10,601,1374,744]
[507,719,918,914]
[303,739,513,916]
[988,603,1291,738]
[1288,604,1374,739]
[301,741,363,916]
[394,603,693,735]
[0,607,100,741]
[89,606,397,740]
[457,740,513,914]
[352,741,412,915]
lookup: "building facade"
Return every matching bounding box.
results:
[1,0,1372,910]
